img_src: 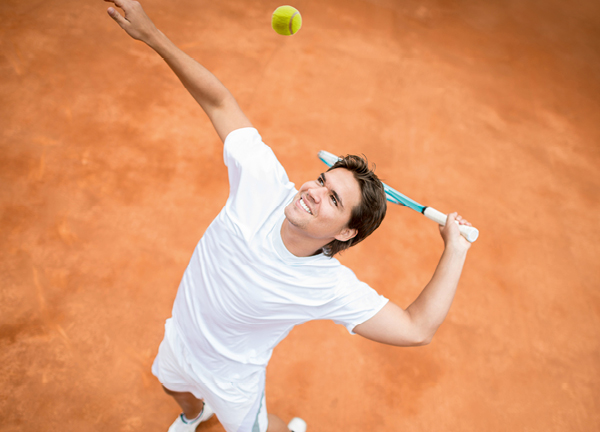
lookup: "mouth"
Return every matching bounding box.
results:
[298,196,313,215]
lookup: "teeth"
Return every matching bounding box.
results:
[300,197,312,215]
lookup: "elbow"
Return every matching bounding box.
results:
[420,334,434,346]
[411,336,432,347]
[410,330,435,347]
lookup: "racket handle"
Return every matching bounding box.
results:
[423,207,479,243]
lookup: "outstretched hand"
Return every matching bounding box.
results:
[105,0,159,43]
[439,212,472,252]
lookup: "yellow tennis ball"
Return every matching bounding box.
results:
[271,5,302,36]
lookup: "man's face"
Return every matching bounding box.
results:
[284,168,361,243]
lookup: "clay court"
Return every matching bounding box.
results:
[1,0,599,430]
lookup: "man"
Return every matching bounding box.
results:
[104,1,473,432]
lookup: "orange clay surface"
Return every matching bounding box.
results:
[1,0,599,431]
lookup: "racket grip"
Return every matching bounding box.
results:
[423,207,479,243]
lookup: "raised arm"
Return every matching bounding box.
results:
[105,0,252,142]
[353,213,472,346]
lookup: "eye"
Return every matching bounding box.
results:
[317,175,338,207]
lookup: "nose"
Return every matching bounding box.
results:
[307,184,327,203]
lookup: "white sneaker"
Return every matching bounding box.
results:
[168,403,214,432]
[288,417,307,432]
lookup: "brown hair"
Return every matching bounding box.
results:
[322,155,387,257]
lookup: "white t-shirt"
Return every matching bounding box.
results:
[171,127,388,384]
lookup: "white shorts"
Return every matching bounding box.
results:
[151,319,268,432]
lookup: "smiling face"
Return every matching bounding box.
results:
[283,168,362,245]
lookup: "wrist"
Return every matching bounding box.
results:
[145,29,167,51]
[443,242,469,258]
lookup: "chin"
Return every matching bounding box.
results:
[284,202,308,229]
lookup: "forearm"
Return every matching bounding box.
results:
[145,31,232,115]
[353,214,472,347]
[406,246,468,342]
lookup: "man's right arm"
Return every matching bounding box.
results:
[105,0,252,142]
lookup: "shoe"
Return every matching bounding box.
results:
[167,403,214,432]
[288,417,307,432]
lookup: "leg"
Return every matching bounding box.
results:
[162,385,204,420]
[266,414,290,432]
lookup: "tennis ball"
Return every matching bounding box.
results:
[272,5,302,36]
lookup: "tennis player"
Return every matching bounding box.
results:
[105,1,473,432]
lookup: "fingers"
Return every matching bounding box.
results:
[104,0,128,9]
[457,215,472,227]
[440,212,472,250]
[105,0,137,27]
[446,212,458,225]
[448,212,472,227]
[105,0,139,16]
[107,6,128,26]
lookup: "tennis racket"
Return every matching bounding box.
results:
[318,150,479,242]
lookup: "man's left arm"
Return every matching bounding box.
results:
[353,213,471,347]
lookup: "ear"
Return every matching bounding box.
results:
[334,227,358,242]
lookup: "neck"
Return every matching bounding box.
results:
[280,219,330,258]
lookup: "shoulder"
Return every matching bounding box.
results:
[224,127,270,167]
[221,128,295,234]
[223,127,261,159]
[223,127,289,184]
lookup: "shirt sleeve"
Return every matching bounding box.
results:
[223,128,296,236]
[326,266,389,334]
